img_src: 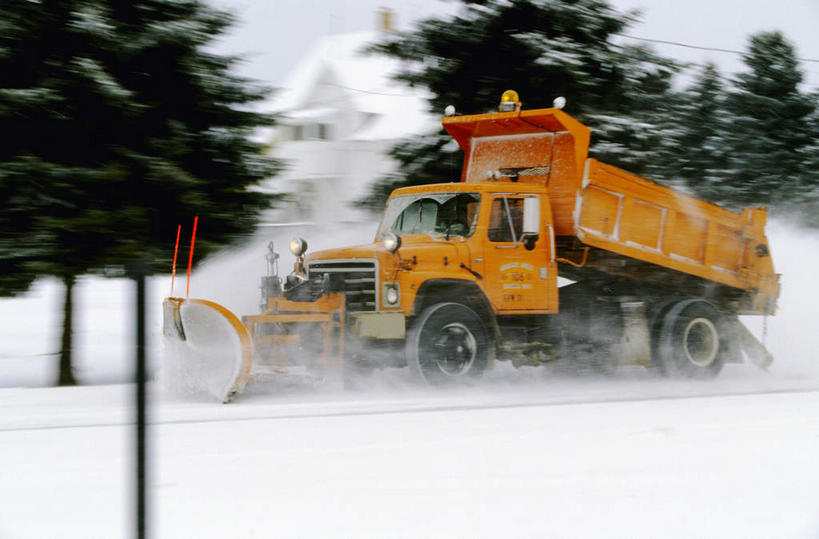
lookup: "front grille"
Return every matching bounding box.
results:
[308,259,378,312]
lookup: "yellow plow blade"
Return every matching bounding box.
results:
[162,297,253,403]
[161,293,346,402]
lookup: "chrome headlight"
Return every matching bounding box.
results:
[289,237,307,257]
[383,232,401,254]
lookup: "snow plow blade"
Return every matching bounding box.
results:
[161,293,346,403]
[162,298,253,403]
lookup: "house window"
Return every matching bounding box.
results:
[292,124,304,141]
[290,123,331,141]
[318,123,330,140]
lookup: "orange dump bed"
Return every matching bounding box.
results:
[443,108,779,314]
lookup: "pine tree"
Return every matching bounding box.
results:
[0,0,280,385]
[722,31,816,208]
[659,63,732,200]
[360,0,680,210]
[791,93,819,226]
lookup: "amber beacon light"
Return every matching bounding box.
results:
[499,89,521,112]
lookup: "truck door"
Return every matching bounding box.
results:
[484,194,557,314]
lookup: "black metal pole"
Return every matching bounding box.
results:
[134,264,147,539]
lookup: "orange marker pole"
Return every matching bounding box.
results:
[170,224,181,296]
[186,216,198,297]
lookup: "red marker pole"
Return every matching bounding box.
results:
[170,224,181,296]
[186,216,198,297]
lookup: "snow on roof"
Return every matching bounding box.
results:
[267,31,437,139]
[282,107,338,121]
[352,106,438,141]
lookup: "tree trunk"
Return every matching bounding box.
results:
[56,274,77,386]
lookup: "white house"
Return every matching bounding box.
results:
[257,28,437,225]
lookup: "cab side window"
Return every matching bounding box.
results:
[488,197,524,242]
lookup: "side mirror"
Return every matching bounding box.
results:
[521,197,540,250]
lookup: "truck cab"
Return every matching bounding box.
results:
[306,182,558,319]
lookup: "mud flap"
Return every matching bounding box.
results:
[162,298,253,403]
[736,321,774,370]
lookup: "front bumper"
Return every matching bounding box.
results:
[349,311,406,339]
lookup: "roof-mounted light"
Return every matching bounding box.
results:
[499,89,521,112]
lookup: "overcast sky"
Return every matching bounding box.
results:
[208,0,819,92]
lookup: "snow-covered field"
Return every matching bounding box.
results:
[2,377,819,538]
[1,221,817,538]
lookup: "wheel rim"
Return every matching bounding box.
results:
[431,322,477,376]
[682,317,719,367]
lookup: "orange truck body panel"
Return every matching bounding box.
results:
[442,107,779,315]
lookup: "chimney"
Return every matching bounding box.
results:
[377,7,396,33]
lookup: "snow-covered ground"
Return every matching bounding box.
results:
[2,377,819,538]
[0,220,817,537]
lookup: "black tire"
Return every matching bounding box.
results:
[656,299,727,378]
[407,302,490,384]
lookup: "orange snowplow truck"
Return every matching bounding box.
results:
[163,91,779,402]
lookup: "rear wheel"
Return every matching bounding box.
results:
[656,300,727,378]
[407,302,490,384]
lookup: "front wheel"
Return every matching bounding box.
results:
[407,302,490,384]
[655,300,728,378]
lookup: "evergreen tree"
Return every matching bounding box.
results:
[0,0,280,385]
[722,31,816,208]
[659,63,732,199]
[791,92,819,226]
[360,0,680,210]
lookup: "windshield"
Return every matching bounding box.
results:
[377,192,481,239]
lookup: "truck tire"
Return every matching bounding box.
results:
[407,302,490,384]
[656,299,727,378]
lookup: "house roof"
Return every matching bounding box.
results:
[267,31,437,139]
